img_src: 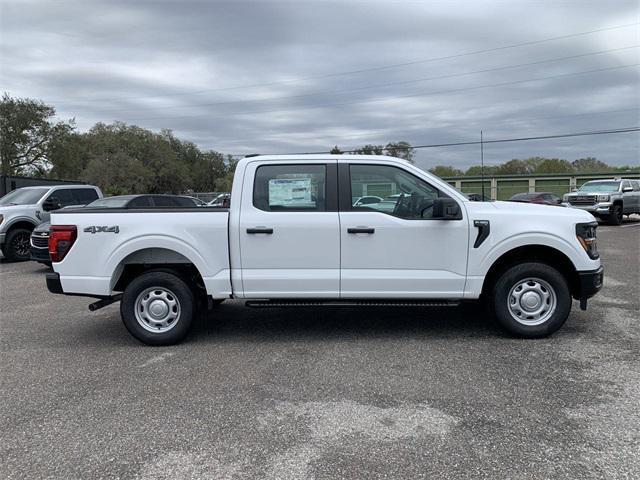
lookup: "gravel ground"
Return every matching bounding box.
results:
[1,219,639,479]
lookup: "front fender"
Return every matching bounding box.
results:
[474,231,596,277]
[2,216,38,232]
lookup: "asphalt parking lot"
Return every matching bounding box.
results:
[1,219,639,479]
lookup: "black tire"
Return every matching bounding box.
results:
[607,204,623,225]
[491,262,572,338]
[4,228,32,262]
[120,271,195,346]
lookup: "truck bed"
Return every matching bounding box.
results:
[50,208,232,298]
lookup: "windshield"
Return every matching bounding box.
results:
[578,181,620,193]
[85,197,131,208]
[0,187,50,206]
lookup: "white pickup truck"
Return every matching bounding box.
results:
[46,155,603,345]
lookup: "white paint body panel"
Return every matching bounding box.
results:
[52,211,231,298]
[51,154,601,301]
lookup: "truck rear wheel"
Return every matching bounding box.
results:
[121,271,195,346]
[491,262,571,338]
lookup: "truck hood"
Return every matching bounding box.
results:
[470,200,596,222]
[565,191,614,196]
[0,204,37,214]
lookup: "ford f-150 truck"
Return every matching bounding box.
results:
[0,184,102,262]
[46,155,603,345]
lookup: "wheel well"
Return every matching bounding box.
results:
[482,245,579,299]
[112,248,206,295]
[6,221,36,234]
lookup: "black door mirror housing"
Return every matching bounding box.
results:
[622,186,633,193]
[43,198,61,211]
[433,197,461,220]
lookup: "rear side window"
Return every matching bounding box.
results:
[127,196,153,208]
[70,188,99,204]
[152,196,181,207]
[254,164,326,211]
[632,180,640,191]
[175,197,197,207]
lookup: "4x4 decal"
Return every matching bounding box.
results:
[83,226,119,234]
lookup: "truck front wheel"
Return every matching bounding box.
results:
[121,271,195,346]
[492,263,571,338]
[3,228,32,262]
[607,204,623,225]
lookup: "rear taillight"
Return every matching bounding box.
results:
[49,225,77,262]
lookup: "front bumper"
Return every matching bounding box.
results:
[30,246,50,262]
[575,266,604,309]
[568,202,613,216]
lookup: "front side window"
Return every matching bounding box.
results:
[350,164,446,219]
[47,189,75,207]
[254,164,326,211]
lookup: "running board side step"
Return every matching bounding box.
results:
[245,299,461,308]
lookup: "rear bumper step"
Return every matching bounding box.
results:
[246,299,461,308]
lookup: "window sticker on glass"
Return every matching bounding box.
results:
[268,178,315,207]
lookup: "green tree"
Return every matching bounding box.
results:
[384,141,415,164]
[0,93,75,175]
[330,145,343,154]
[429,165,463,177]
[572,157,611,173]
[465,165,499,176]
[351,144,385,155]
[535,158,574,174]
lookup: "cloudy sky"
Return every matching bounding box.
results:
[1,0,638,170]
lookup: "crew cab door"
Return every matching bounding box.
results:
[338,162,469,298]
[238,161,340,297]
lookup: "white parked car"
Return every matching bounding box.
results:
[46,155,603,345]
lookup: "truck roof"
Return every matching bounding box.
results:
[241,154,406,162]
[17,184,93,190]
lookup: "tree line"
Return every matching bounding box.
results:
[1,93,633,195]
[0,94,235,195]
[428,157,637,178]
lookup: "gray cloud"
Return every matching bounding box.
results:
[1,0,638,170]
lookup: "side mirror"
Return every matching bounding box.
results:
[42,197,61,211]
[433,197,461,220]
[622,186,633,193]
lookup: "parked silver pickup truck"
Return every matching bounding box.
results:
[0,184,102,261]
[563,179,640,225]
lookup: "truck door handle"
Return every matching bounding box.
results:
[247,227,273,234]
[348,227,375,234]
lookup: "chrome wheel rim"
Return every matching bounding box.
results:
[134,287,181,333]
[507,277,557,326]
[13,233,30,257]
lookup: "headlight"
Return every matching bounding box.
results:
[597,194,610,202]
[576,222,599,260]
